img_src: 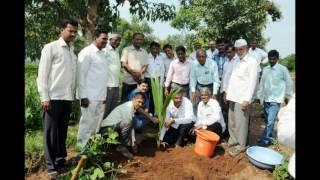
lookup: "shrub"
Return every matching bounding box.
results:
[279,54,295,72]
[25,64,42,130]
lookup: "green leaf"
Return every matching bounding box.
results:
[90,168,104,180]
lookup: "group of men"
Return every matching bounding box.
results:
[36,18,293,178]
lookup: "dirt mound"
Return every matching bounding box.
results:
[117,139,273,180]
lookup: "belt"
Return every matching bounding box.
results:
[197,82,213,87]
[172,82,189,87]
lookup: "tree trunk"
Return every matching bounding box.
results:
[84,0,99,43]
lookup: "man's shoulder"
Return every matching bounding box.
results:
[43,39,60,49]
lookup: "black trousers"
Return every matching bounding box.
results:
[144,77,156,115]
[188,122,223,143]
[163,122,194,146]
[121,83,137,103]
[43,100,72,172]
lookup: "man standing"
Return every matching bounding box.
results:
[37,18,78,178]
[257,50,292,146]
[221,44,238,138]
[189,42,202,61]
[225,39,258,156]
[103,33,121,118]
[190,49,220,112]
[162,44,177,81]
[77,30,108,149]
[248,38,268,74]
[164,46,191,98]
[206,40,218,60]
[121,33,148,102]
[144,41,165,115]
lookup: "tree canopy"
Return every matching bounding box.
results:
[171,0,282,47]
[25,0,176,61]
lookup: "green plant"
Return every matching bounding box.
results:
[150,77,180,141]
[25,64,42,130]
[68,128,120,179]
[25,131,44,174]
[273,153,290,180]
[271,138,291,180]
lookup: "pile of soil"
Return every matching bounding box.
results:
[117,139,273,180]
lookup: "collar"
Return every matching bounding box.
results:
[129,45,143,51]
[58,37,69,47]
[106,43,116,51]
[268,62,279,69]
[90,43,103,53]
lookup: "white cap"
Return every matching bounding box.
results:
[109,33,121,39]
[234,39,247,47]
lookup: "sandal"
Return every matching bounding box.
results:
[159,142,169,151]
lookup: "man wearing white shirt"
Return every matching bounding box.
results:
[248,38,268,100]
[248,38,268,74]
[206,40,219,60]
[162,44,177,81]
[77,30,108,149]
[225,39,258,156]
[189,42,202,61]
[103,33,121,118]
[144,41,165,115]
[189,87,225,142]
[160,90,195,149]
[36,18,78,178]
[221,44,238,138]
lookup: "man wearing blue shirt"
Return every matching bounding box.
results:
[257,50,292,146]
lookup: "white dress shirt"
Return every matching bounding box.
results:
[221,55,238,93]
[248,47,267,72]
[160,97,195,140]
[161,54,176,77]
[37,37,77,102]
[189,51,197,61]
[226,53,258,104]
[165,97,195,129]
[145,53,165,84]
[103,44,120,87]
[196,98,226,132]
[77,44,108,100]
[206,49,218,60]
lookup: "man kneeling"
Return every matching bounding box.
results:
[100,92,157,158]
[159,90,195,150]
[189,87,226,142]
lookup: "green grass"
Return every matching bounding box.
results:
[25,124,79,175]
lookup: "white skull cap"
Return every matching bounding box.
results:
[234,39,247,47]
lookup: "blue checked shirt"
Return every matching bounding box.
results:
[257,63,292,103]
[212,53,228,80]
[190,59,220,94]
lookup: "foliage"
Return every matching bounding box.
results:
[67,128,120,179]
[172,0,282,47]
[273,154,290,180]
[271,138,292,180]
[25,64,42,130]
[25,131,44,174]
[25,0,175,61]
[150,77,180,140]
[25,124,79,175]
[278,54,295,72]
[113,16,158,55]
